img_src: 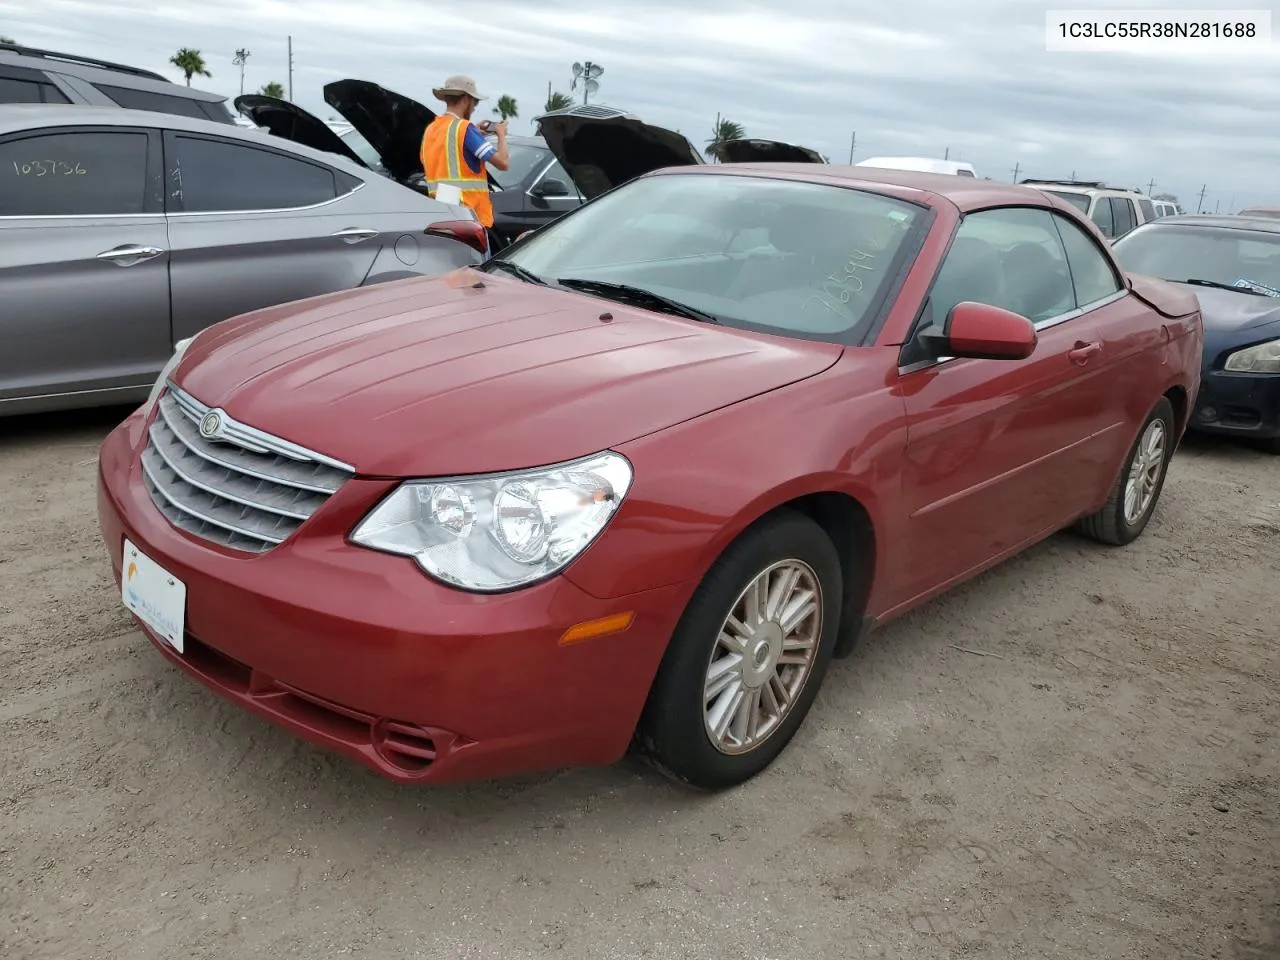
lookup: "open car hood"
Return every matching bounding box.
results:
[535,107,704,200]
[233,94,368,168]
[716,138,825,164]
[323,79,435,183]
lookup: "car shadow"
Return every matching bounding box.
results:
[0,404,134,451]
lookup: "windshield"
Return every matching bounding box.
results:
[489,142,551,189]
[499,172,927,343]
[339,127,381,169]
[1114,224,1280,292]
[1044,190,1090,213]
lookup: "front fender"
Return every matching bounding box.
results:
[562,348,909,604]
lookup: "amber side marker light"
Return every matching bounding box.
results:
[559,611,635,646]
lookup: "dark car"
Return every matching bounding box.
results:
[1113,214,1280,452]
[0,42,236,123]
[238,83,581,244]
[533,104,823,202]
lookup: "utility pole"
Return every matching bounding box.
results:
[287,35,293,101]
[1146,178,1155,196]
[847,130,856,164]
[1197,183,1207,213]
[943,146,949,160]
[1069,170,1076,179]
[233,48,250,96]
[1011,162,1021,182]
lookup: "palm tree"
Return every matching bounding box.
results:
[233,48,250,95]
[544,90,574,112]
[170,48,211,86]
[493,94,518,122]
[706,113,745,161]
[259,81,285,98]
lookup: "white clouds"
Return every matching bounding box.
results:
[4,0,1279,209]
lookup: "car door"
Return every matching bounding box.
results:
[0,124,171,407]
[892,206,1124,603]
[163,130,384,342]
[1050,209,1162,473]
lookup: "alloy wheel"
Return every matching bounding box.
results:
[1123,418,1167,525]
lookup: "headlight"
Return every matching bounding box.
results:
[141,337,195,414]
[351,452,633,591]
[1224,337,1280,373]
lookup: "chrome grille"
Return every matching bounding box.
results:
[142,384,354,553]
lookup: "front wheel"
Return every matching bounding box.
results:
[637,510,843,790]
[1076,397,1175,545]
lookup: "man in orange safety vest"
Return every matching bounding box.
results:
[420,75,511,253]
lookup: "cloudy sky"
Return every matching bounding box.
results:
[5,0,1279,210]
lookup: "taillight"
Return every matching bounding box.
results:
[425,220,488,255]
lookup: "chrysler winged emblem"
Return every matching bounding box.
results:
[199,410,223,439]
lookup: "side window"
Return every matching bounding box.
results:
[1090,196,1115,236]
[1111,198,1136,236]
[98,85,209,120]
[1138,198,1155,222]
[0,130,149,216]
[1051,213,1123,307]
[928,206,1076,328]
[171,135,338,212]
[0,67,71,104]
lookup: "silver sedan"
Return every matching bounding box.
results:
[0,104,486,416]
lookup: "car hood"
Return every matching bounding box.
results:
[716,138,825,164]
[536,113,704,200]
[174,272,843,477]
[323,79,435,183]
[1179,283,1280,343]
[233,94,369,168]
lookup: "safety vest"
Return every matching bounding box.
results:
[420,114,493,227]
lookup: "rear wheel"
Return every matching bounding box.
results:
[1076,397,1175,545]
[637,510,842,789]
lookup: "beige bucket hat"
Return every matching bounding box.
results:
[432,75,487,102]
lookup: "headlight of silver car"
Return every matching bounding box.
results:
[1224,337,1280,373]
[141,337,195,415]
[351,452,633,591]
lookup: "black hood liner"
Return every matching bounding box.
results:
[323,79,435,183]
[233,94,368,168]
[537,115,702,200]
[716,138,825,164]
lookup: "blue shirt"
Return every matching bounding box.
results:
[462,123,496,174]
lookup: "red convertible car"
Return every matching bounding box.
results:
[97,163,1202,789]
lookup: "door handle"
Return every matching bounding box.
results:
[1068,340,1102,364]
[96,245,165,265]
[331,227,379,243]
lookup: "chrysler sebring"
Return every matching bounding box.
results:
[97,163,1202,789]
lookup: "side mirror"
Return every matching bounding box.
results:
[533,177,570,197]
[920,301,1037,361]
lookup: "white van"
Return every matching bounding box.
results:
[856,156,977,177]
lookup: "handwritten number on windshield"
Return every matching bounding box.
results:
[12,160,87,176]
[808,249,876,315]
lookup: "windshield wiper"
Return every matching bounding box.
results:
[487,259,547,286]
[555,277,720,324]
[1182,277,1269,296]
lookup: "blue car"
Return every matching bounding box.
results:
[1113,214,1280,453]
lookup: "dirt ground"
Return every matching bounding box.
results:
[1,406,1276,960]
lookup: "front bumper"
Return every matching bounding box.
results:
[1190,369,1280,440]
[97,410,691,784]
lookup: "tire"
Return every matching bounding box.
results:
[637,510,843,790]
[1076,397,1175,546]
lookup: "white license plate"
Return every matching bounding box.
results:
[122,538,186,653]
